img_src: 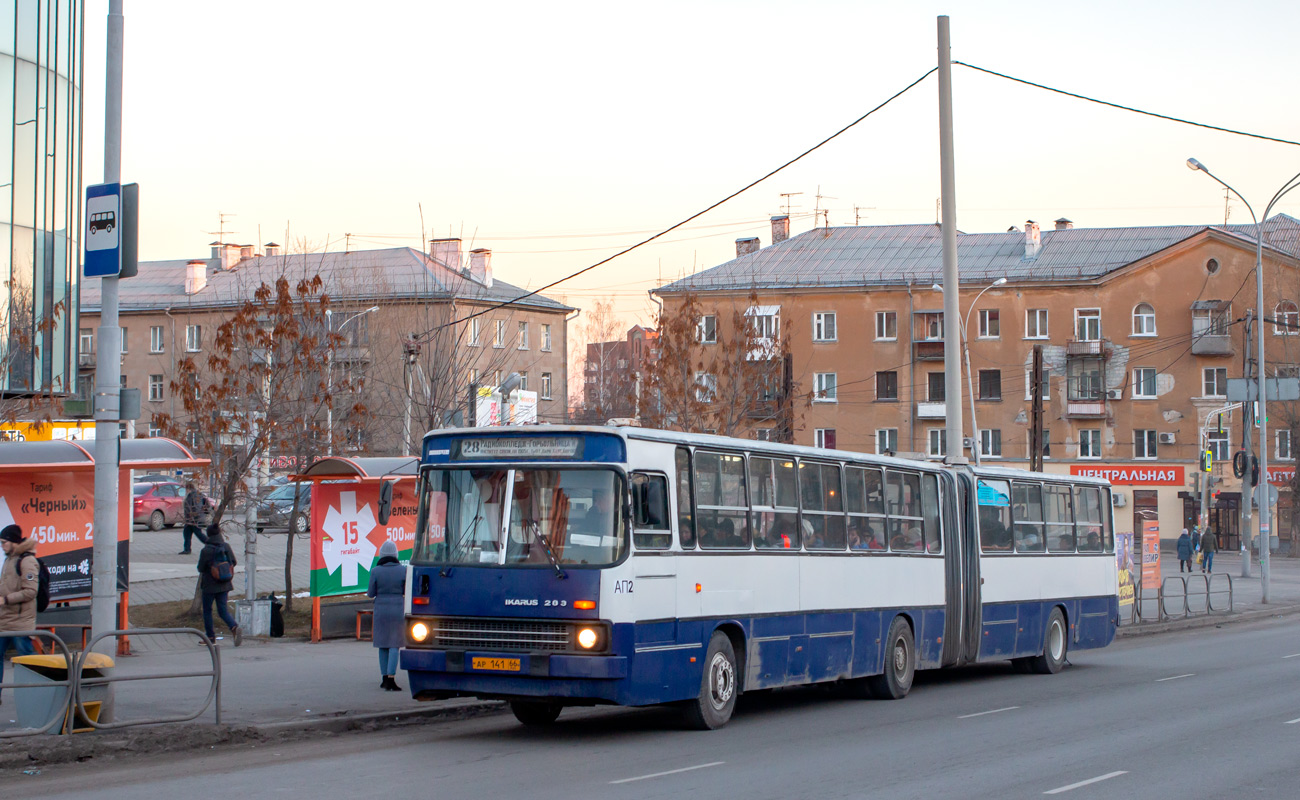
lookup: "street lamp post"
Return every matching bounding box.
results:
[325,306,379,457]
[934,277,1007,465]
[1187,158,1300,603]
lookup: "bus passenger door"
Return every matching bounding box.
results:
[944,470,982,666]
[630,473,678,634]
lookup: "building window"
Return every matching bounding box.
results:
[80,328,93,355]
[876,428,898,454]
[468,368,479,385]
[814,372,838,402]
[927,429,947,458]
[928,372,945,402]
[185,325,202,352]
[980,429,1002,458]
[120,374,127,390]
[876,370,898,401]
[1278,429,1292,460]
[1132,303,1156,336]
[813,312,837,342]
[1068,358,1104,401]
[1078,429,1102,459]
[1275,302,1299,335]
[517,373,528,392]
[1026,309,1048,339]
[875,311,897,341]
[698,314,717,344]
[119,326,128,353]
[1193,304,1230,337]
[695,372,717,402]
[148,374,164,402]
[147,423,162,438]
[1133,367,1157,399]
[920,312,944,341]
[814,428,837,449]
[542,324,552,351]
[978,309,1000,339]
[494,320,506,348]
[1134,429,1157,459]
[978,369,1001,400]
[1203,367,1227,398]
[518,322,529,350]
[469,318,481,346]
[150,326,164,353]
[1027,428,1052,460]
[541,372,552,400]
[1024,368,1050,401]
[1207,429,1230,462]
[747,306,780,340]
[1075,309,1101,341]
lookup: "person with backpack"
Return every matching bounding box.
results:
[1199,525,1218,574]
[0,524,40,704]
[179,482,210,555]
[196,523,242,646]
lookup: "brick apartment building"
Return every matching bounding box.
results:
[579,325,658,422]
[655,215,1300,546]
[75,239,571,456]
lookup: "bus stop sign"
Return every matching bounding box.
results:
[84,182,121,278]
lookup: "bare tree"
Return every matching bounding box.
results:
[571,298,633,423]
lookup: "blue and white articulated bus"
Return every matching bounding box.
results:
[400,426,1118,729]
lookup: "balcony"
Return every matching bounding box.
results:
[1191,333,1234,357]
[913,340,944,361]
[916,401,946,419]
[1066,400,1107,418]
[77,352,95,368]
[1067,339,1104,356]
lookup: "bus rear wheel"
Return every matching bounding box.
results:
[867,616,915,700]
[1030,608,1067,674]
[682,631,737,730]
[510,700,563,726]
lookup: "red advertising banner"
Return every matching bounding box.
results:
[1268,466,1295,486]
[1140,519,1161,588]
[0,471,128,600]
[1069,465,1185,485]
[309,480,417,597]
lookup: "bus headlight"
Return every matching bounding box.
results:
[576,627,599,650]
[410,621,431,643]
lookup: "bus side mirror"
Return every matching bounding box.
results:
[378,479,395,524]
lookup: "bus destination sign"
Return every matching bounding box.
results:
[454,436,583,461]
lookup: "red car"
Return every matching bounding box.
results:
[132,481,189,530]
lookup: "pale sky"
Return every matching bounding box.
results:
[82,0,1300,327]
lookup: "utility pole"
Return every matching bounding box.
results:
[937,16,964,464]
[91,0,125,651]
[1240,312,1254,578]
[401,336,421,452]
[1030,345,1044,472]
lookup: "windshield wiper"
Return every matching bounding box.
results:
[441,497,486,577]
[526,519,567,580]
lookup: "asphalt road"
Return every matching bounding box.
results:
[23,618,1300,799]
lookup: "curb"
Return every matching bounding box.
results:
[1115,602,1300,638]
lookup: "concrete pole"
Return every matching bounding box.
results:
[325,309,334,457]
[937,16,965,464]
[91,0,124,651]
[1255,227,1271,602]
[1240,312,1253,579]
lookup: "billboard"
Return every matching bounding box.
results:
[309,480,417,597]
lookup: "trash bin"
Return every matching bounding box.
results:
[234,598,271,637]
[11,652,114,734]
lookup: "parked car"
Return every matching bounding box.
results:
[257,483,311,533]
[135,472,183,485]
[132,481,213,531]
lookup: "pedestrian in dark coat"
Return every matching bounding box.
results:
[196,524,242,646]
[367,539,406,691]
[1176,529,1194,573]
[1199,526,1218,574]
[0,525,39,705]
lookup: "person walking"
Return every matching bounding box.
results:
[1176,528,1195,573]
[1199,525,1218,573]
[179,482,209,555]
[367,539,405,691]
[196,524,242,646]
[0,525,39,705]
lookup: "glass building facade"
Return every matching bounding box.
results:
[0,0,83,397]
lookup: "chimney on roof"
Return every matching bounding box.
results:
[1024,220,1041,260]
[185,260,208,295]
[239,244,255,261]
[430,238,462,271]
[1054,217,1073,230]
[736,237,760,257]
[210,242,241,270]
[469,248,493,288]
[264,242,282,257]
[771,215,790,245]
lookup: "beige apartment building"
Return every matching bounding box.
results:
[75,239,571,457]
[656,215,1300,548]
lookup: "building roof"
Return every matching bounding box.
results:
[655,215,1300,294]
[82,246,572,314]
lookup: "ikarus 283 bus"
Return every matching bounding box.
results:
[400,426,1118,729]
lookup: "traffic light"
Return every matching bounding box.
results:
[1201,449,1213,472]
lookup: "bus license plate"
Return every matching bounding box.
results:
[471,657,521,672]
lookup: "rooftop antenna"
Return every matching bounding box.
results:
[1224,188,1231,225]
[345,233,352,254]
[779,192,803,216]
[814,186,837,228]
[203,212,238,244]
[854,205,876,225]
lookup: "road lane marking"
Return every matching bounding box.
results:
[1286,717,1300,725]
[1156,673,1195,682]
[1044,771,1128,794]
[610,762,725,785]
[1283,653,1300,659]
[959,706,1020,719]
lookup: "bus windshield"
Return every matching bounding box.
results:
[415,467,627,567]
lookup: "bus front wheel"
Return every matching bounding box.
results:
[867,616,915,700]
[682,631,737,730]
[510,700,563,726]
[1030,608,1067,674]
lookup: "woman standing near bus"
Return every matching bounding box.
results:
[368,540,406,691]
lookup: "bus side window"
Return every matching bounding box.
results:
[675,448,696,549]
[921,473,941,554]
[631,472,671,549]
